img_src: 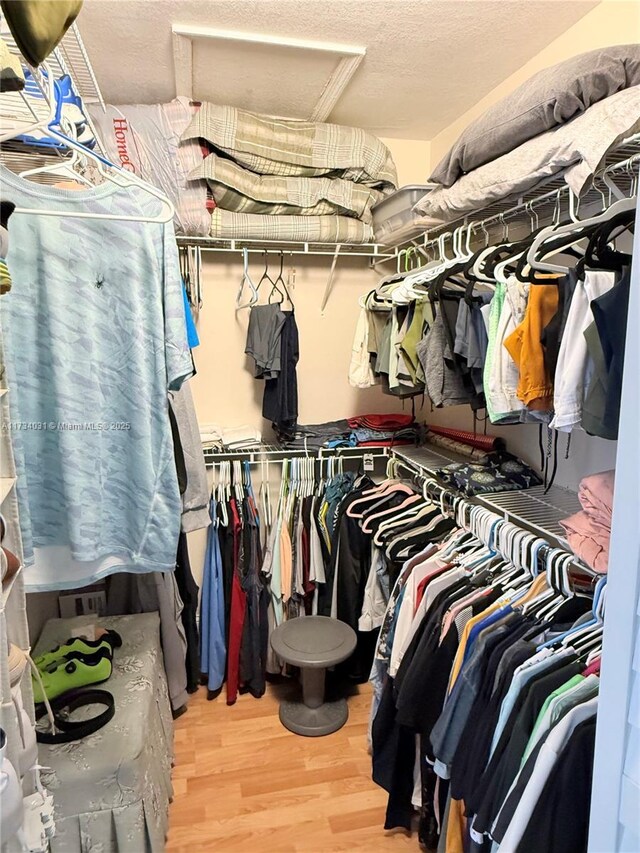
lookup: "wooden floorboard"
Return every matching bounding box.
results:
[166,681,417,852]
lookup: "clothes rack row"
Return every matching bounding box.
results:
[359,460,603,853]
[203,445,390,465]
[352,162,636,493]
[199,450,392,704]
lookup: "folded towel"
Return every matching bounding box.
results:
[578,470,615,528]
[560,511,610,574]
[560,469,615,574]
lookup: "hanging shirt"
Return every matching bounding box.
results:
[503,282,558,413]
[358,544,388,632]
[349,306,376,389]
[550,270,615,432]
[495,696,598,851]
[485,276,529,423]
[1,167,192,590]
[199,499,227,693]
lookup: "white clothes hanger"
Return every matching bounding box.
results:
[236,249,258,309]
[19,118,93,186]
[6,61,175,224]
[493,249,525,285]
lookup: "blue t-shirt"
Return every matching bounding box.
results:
[1,166,193,590]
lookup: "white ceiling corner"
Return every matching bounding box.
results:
[171,25,366,122]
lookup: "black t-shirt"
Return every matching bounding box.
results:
[516,716,597,853]
[540,269,579,382]
[450,626,536,802]
[589,266,631,439]
[471,657,582,833]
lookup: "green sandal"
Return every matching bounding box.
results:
[32,648,113,703]
[34,630,122,672]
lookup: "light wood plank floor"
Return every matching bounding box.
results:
[166,680,417,852]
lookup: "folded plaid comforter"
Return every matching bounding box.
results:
[209,209,373,243]
[183,102,398,190]
[190,153,383,221]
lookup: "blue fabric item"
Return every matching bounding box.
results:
[182,283,199,348]
[199,499,227,692]
[462,605,512,665]
[325,435,357,448]
[1,166,193,591]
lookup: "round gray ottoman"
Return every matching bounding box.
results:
[270,616,357,737]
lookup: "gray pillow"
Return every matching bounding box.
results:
[430,44,640,187]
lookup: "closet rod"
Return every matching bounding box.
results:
[176,237,393,261]
[203,445,391,466]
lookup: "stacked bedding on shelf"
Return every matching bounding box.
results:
[414,45,640,223]
[90,100,397,241]
[275,413,421,450]
[182,102,398,242]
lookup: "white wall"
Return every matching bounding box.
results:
[190,254,408,431]
[430,0,640,166]
[380,136,430,186]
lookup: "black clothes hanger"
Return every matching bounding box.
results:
[269,252,294,306]
[581,209,635,273]
[514,232,585,284]
[256,251,276,298]
[480,241,522,278]
[462,247,494,285]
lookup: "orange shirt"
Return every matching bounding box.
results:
[504,283,559,411]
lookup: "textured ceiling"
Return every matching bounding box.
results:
[78,0,601,138]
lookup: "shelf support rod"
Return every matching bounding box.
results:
[320,243,342,313]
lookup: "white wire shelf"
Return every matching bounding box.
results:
[203,443,391,465]
[55,24,105,111]
[392,443,470,471]
[477,486,581,542]
[0,21,106,171]
[390,446,581,548]
[379,133,640,260]
[177,235,395,260]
